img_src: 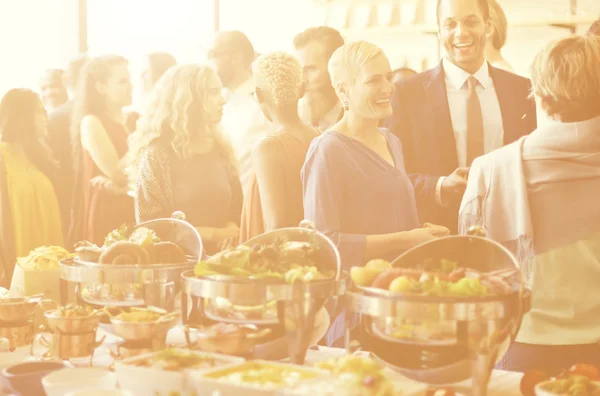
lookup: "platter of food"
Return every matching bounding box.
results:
[520,363,600,396]
[114,348,244,395]
[191,360,327,396]
[73,224,193,268]
[344,232,531,394]
[59,215,202,309]
[183,226,344,316]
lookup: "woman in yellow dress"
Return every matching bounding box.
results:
[0,89,63,287]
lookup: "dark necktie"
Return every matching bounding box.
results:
[466,76,484,166]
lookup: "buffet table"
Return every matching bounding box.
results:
[13,326,525,396]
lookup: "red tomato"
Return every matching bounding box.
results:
[520,370,550,396]
[568,364,600,380]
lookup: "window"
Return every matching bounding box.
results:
[0,0,79,97]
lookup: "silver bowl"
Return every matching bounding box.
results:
[0,296,42,322]
[43,309,104,333]
[109,313,180,341]
[346,234,530,396]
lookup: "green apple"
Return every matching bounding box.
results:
[351,267,382,287]
[389,276,414,293]
[365,259,392,271]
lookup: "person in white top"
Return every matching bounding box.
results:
[460,34,600,374]
[484,0,514,73]
[385,0,536,233]
[207,30,273,187]
[293,26,345,132]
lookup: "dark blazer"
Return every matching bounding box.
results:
[47,100,74,236]
[385,62,537,232]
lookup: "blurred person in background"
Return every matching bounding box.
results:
[0,89,63,287]
[293,26,345,132]
[207,30,272,188]
[485,0,514,72]
[47,54,89,237]
[138,51,177,111]
[386,0,536,233]
[240,51,319,242]
[460,34,600,374]
[70,55,134,246]
[133,65,242,255]
[39,69,68,111]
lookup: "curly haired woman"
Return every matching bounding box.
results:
[131,64,242,255]
[240,51,319,241]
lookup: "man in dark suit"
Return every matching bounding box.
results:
[386,0,537,232]
[46,54,89,235]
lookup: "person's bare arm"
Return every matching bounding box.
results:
[363,225,449,261]
[252,137,290,231]
[80,115,125,182]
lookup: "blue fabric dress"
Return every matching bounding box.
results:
[301,128,420,345]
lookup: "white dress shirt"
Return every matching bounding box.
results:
[435,58,505,204]
[220,77,273,188]
[298,98,343,133]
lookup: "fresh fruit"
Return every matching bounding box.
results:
[388,276,415,293]
[372,269,407,289]
[351,267,383,287]
[568,364,600,380]
[520,369,550,396]
[365,259,392,271]
[448,277,488,297]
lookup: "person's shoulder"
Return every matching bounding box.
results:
[308,130,344,152]
[471,138,524,172]
[143,138,172,160]
[80,114,104,131]
[252,135,284,159]
[491,66,531,87]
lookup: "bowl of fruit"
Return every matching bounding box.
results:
[346,233,531,392]
[520,364,600,396]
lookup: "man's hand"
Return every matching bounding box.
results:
[441,167,469,201]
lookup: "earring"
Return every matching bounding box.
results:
[343,101,349,111]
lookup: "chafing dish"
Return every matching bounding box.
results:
[345,229,530,396]
[59,212,202,310]
[182,222,346,364]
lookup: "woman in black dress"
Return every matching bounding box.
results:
[131,64,241,255]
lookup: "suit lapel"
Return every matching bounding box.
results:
[423,63,458,170]
[489,66,519,144]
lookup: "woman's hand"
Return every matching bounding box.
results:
[423,222,451,236]
[409,223,450,246]
[215,222,240,242]
[89,176,128,195]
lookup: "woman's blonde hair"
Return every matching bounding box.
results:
[489,0,508,50]
[127,64,237,182]
[328,41,384,90]
[530,34,600,120]
[252,51,302,105]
